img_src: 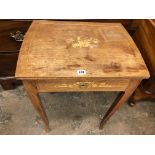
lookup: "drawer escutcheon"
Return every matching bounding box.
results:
[77,82,90,88]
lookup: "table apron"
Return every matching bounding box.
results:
[34,78,130,92]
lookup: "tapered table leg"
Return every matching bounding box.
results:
[23,80,50,131]
[99,79,141,129]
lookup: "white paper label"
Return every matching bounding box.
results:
[77,69,86,75]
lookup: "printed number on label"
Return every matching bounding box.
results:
[77,69,86,75]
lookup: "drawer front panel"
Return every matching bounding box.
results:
[36,79,129,92]
[0,20,32,52]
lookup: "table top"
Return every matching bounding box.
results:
[15,20,149,79]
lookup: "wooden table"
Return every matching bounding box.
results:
[15,20,149,131]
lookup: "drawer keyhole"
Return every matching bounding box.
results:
[78,82,89,88]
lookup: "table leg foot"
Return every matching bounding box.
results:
[23,80,49,130]
[99,79,141,129]
[99,120,106,130]
[128,100,136,107]
[45,126,51,133]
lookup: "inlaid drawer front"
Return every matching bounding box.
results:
[36,78,129,92]
[0,20,32,52]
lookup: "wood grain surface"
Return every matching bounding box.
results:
[133,19,155,76]
[130,19,155,104]
[16,20,149,79]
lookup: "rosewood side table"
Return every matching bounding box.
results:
[15,20,149,131]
